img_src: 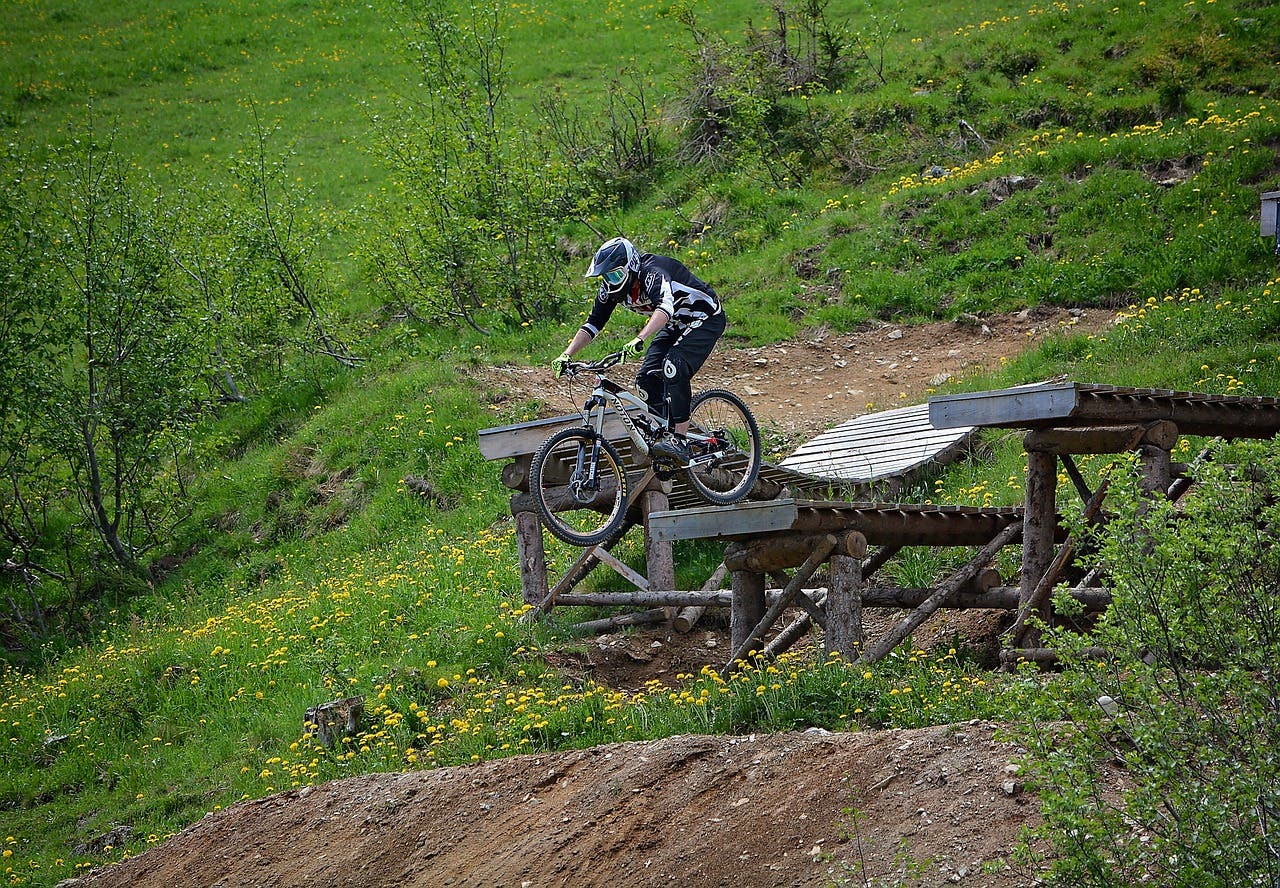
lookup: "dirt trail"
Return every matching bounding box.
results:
[66,725,1039,888]
[66,309,1106,888]
[485,307,1110,443]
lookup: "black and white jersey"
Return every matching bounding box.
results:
[579,253,722,338]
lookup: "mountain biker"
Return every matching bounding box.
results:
[554,236,725,466]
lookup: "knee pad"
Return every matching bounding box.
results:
[662,354,691,383]
[636,372,663,406]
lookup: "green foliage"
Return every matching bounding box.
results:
[0,0,1279,882]
[1,128,208,583]
[1020,442,1280,887]
[366,0,590,333]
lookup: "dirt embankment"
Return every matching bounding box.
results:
[65,724,1038,888]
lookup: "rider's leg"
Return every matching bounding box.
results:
[634,329,676,420]
[661,312,726,436]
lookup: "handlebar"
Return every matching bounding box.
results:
[563,351,626,377]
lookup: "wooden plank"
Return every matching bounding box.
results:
[782,433,973,470]
[784,424,967,459]
[785,418,966,455]
[784,434,973,468]
[478,408,642,461]
[928,383,1078,430]
[931,381,1280,438]
[648,499,800,543]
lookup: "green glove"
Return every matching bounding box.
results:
[553,352,571,378]
[623,337,645,359]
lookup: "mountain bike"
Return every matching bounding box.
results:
[531,351,762,547]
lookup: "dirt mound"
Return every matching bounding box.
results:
[65,724,1037,888]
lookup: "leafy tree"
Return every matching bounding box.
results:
[1022,442,1280,886]
[232,108,360,368]
[369,0,587,333]
[2,131,208,583]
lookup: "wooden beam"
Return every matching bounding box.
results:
[571,609,668,635]
[478,410,639,461]
[643,489,675,607]
[1023,421,1176,454]
[1059,454,1094,504]
[1020,449,1057,648]
[826,548,865,659]
[724,536,838,675]
[725,530,866,573]
[649,499,799,543]
[862,544,901,580]
[860,521,1023,664]
[729,569,766,662]
[929,383,1081,429]
[553,585,1112,611]
[1007,478,1110,648]
[593,547,650,591]
[673,562,728,633]
[761,613,817,661]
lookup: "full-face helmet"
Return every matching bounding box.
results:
[585,236,640,296]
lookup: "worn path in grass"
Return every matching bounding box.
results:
[484,306,1112,443]
[66,310,1104,888]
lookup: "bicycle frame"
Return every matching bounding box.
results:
[567,353,727,466]
[578,376,664,458]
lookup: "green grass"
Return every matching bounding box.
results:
[2,0,1280,883]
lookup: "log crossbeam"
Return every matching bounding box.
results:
[722,536,838,676]
[523,468,657,621]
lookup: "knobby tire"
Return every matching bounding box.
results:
[530,427,629,547]
[685,389,762,505]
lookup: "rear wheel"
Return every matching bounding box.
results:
[685,389,762,505]
[530,427,629,547]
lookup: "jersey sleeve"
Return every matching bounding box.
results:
[640,267,677,318]
[580,287,618,337]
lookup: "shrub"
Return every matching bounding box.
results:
[1022,441,1280,887]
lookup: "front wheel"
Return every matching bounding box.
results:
[530,427,629,547]
[685,389,762,505]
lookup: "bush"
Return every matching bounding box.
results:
[1022,441,1280,887]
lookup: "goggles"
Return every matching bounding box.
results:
[602,266,628,287]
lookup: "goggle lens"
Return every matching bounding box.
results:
[602,266,628,286]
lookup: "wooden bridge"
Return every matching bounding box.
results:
[478,382,1280,668]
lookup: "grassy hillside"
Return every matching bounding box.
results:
[2,0,1280,883]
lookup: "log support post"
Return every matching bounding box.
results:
[642,488,675,596]
[724,535,838,675]
[513,508,549,607]
[729,569,767,664]
[1136,420,1178,500]
[1020,449,1058,648]
[825,532,868,660]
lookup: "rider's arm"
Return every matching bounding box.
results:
[634,308,671,345]
[562,328,593,358]
[562,289,617,358]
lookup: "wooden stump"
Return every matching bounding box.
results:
[304,697,364,749]
[1020,449,1057,648]
[824,532,868,660]
[643,489,675,620]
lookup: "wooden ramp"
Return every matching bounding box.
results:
[779,403,975,486]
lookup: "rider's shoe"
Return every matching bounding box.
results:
[651,434,694,467]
